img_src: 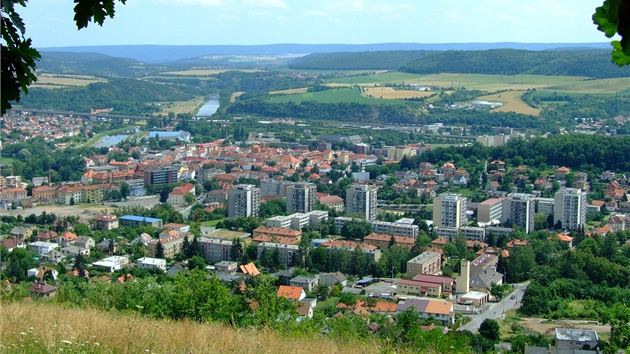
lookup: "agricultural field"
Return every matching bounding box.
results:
[326,71,629,94]
[476,91,541,116]
[31,74,108,88]
[155,97,206,115]
[266,87,405,105]
[160,69,261,76]
[230,91,245,102]
[270,87,309,95]
[363,86,435,100]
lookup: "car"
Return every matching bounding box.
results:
[510,295,516,299]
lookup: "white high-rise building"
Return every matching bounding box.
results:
[433,193,467,228]
[345,184,378,220]
[286,182,317,214]
[503,193,535,233]
[228,184,261,218]
[554,188,587,230]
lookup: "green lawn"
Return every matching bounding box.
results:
[318,296,340,308]
[1,157,15,165]
[204,219,225,227]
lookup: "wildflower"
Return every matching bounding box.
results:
[20,332,27,335]
[60,340,72,345]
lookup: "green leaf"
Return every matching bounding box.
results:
[593,3,619,37]
[611,40,630,66]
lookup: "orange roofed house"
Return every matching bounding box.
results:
[167,183,196,207]
[396,298,455,326]
[277,285,306,301]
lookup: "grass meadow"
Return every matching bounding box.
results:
[476,91,541,116]
[0,302,382,354]
[31,74,108,88]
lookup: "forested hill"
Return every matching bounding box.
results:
[288,51,429,70]
[37,51,160,78]
[399,49,630,78]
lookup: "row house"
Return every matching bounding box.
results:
[56,183,119,205]
[148,231,189,258]
[0,187,27,201]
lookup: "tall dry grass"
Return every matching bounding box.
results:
[0,302,382,353]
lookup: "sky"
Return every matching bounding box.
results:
[20,0,612,48]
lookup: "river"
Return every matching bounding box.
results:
[196,96,220,116]
[95,134,131,148]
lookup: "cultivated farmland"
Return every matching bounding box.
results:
[476,91,541,116]
[31,74,108,88]
[363,86,435,99]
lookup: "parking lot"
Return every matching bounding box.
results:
[343,279,398,297]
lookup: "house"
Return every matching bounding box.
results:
[318,272,348,287]
[548,233,574,248]
[162,223,191,233]
[469,268,503,292]
[42,250,66,263]
[34,230,57,242]
[555,166,571,179]
[10,226,33,239]
[130,233,153,246]
[91,256,130,273]
[60,245,90,258]
[406,252,442,277]
[215,261,238,274]
[74,236,95,249]
[29,241,58,255]
[167,261,187,276]
[27,266,58,281]
[363,233,415,250]
[57,231,78,247]
[1,237,25,252]
[337,300,398,314]
[277,285,306,301]
[555,328,599,350]
[239,262,260,277]
[29,282,57,297]
[136,257,167,271]
[290,275,319,292]
[95,239,118,254]
[396,298,455,326]
[397,274,456,297]
[296,302,314,319]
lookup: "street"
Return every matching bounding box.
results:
[458,282,529,332]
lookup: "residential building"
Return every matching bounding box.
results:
[286,182,317,214]
[29,241,58,255]
[334,217,419,238]
[554,188,588,230]
[119,215,163,228]
[228,184,261,218]
[470,254,499,276]
[256,242,299,268]
[407,252,442,277]
[290,275,319,292]
[143,166,178,186]
[321,239,381,261]
[318,193,344,212]
[535,197,555,216]
[148,231,188,258]
[60,245,90,258]
[260,178,288,197]
[363,233,416,250]
[477,198,503,224]
[1,237,25,252]
[503,193,535,233]
[555,328,599,350]
[167,182,196,206]
[396,298,455,326]
[199,238,234,263]
[277,285,306,301]
[10,226,33,239]
[433,193,467,228]
[92,256,130,273]
[318,272,348,287]
[345,184,378,220]
[136,257,167,271]
[92,214,119,231]
[252,226,302,240]
[74,236,95,249]
[215,261,238,273]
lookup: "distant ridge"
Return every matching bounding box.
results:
[38,42,611,63]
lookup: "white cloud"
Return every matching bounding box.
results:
[159,0,222,6]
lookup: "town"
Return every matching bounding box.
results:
[2,108,630,353]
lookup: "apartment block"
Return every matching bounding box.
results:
[345,183,378,220]
[228,184,261,218]
[554,188,587,230]
[286,182,317,214]
[502,193,535,233]
[433,193,468,228]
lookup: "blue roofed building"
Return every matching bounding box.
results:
[119,215,163,228]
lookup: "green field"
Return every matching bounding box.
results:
[1,157,15,165]
[267,87,405,105]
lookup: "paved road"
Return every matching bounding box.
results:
[458,282,529,332]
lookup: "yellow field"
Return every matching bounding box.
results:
[231,91,245,102]
[32,74,107,88]
[155,97,206,115]
[0,302,382,354]
[270,87,309,95]
[325,83,352,88]
[161,69,261,76]
[363,87,435,99]
[476,91,541,116]
[397,73,589,91]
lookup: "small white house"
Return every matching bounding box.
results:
[92,256,130,273]
[136,257,166,271]
[29,241,58,256]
